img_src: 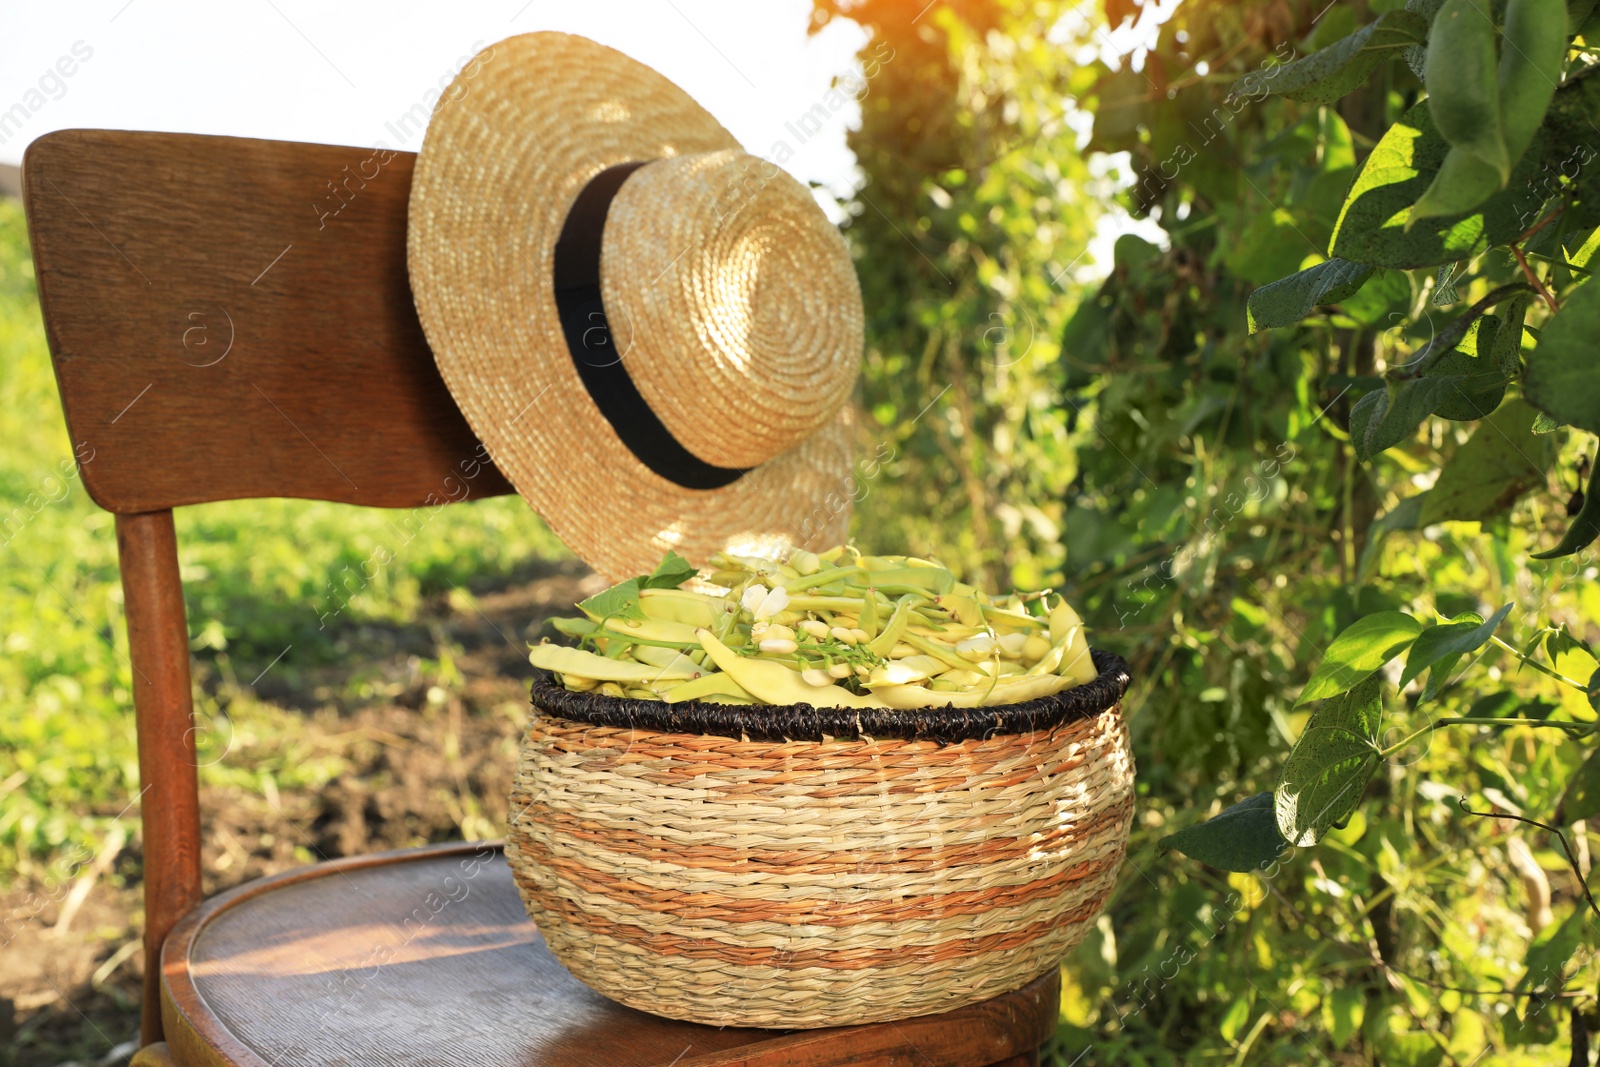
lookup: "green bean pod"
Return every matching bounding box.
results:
[1532,461,1600,558]
[865,595,915,657]
[1498,0,1566,169]
[1425,0,1509,180]
[1408,143,1509,223]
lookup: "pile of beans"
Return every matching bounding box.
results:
[528,546,1097,709]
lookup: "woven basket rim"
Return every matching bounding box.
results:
[528,647,1131,743]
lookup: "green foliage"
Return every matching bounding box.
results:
[640,550,696,589]
[1420,399,1551,522]
[1329,100,1544,267]
[1276,674,1384,846]
[1399,604,1512,697]
[574,549,695,622]
[1349,375,1466,460]
[1158,791,1288,871]
[1297,611,1421,704]
[1533,460,1600,558]
[828,0,1600,1061]
[812,0,1102,591]
[1246,258,1374,332]
[1255,10,1428,104]
[1525,278,1600,435]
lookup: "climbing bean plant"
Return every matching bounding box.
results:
[1163,0,1600,909]
[828,0,1600,1060]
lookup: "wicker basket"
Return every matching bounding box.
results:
[506,648,1135,1028]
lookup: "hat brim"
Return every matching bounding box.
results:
[407,32,855,580]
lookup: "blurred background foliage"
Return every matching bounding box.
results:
[6,0,1600,1062]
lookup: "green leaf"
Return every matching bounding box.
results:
[1455,311,1499,357]
[1322,986,1366,1049]
[1425,317,1508,420]
[1247,259,1375,332]
[1218,997,1253,1044]
[1349,377,1461,460]
[640,550,696,590]
[1244,10,1428,106]
[1160,792,1290,872]
[1330,101,1547,268]
[1088,63,1151,153]
[1525,279,1600,436]
[1490,291,1534,378]
[1532,458,1600,559]
[1531,411,1563,434]
[1348,309,1508,459]
[1299,612,1423,705]
[577,577,646,623]
[1433,262,1461,305]
[1400,604,1514,699]
[1463,691,1555,720]
[1420,399,1552,524]
[582,551,697,619]
[1497,0,1567,171]
[1425,354,1506,421]
[1547,624,1593,662]
[1557,746,1600,823]
[1277,675,1385,846]
[1573,0,1599,38]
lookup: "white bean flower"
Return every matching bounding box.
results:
[755,588,793,620]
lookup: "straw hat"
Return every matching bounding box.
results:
[407,32,863,580]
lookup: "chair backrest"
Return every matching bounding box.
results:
[26,128,513,511]
[23,128,512,1044]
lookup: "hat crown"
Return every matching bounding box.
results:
[601,150,862,470]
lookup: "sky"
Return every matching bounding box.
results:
[0,2,867,192]
[0,0,1169,269]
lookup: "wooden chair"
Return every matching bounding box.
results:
[23,128,1057,1067]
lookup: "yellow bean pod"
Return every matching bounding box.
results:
[529,643,703,682]
[695,628,886,708]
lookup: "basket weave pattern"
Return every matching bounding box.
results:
[507,689,1135,1027]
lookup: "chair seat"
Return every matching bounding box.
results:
[156,841,1057,1067]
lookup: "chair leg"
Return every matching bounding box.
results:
[117,511,203,1045]
[129,1041,176,1067]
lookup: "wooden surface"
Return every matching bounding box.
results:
[160,842,1057,1067]
[22,129,513,513]
[118,510,203,1045]
[129,1042,177,1067]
